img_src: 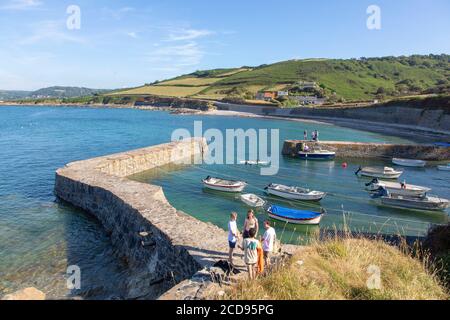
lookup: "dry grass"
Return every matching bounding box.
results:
[156,77,222,86]
[223,238,448,300]
[110,85,209,97]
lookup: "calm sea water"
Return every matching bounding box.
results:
[0,105,448,299]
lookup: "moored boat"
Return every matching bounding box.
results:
[437,163,450,171]
[267,205,325,225]
[365,178,431,197]
[372,187,449,212]
[202,176,247,193]
[392,158,426,167]
[298,149,336,160]
[240,194,266,207]
[239,160,269,165]
[265,183,326,201]
[355,166,403,179]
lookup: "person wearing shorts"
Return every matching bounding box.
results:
[243,228,259,280]
[228,212,239,267]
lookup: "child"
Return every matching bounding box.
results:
[228,212,239,267]
[243,228,259,280]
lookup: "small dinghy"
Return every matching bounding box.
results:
[265,183,326,201]
[202,176,247,193]
[267,205,325,225]
[240,194,266,207]
[365,178,431,197]
[372,187,449,212]
[392,158,426,167]
[355,166,403,179]
[298,149,336,160]
[239,160,269,165]
[437,163,450,171]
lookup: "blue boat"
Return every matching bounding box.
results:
[298,150,336,160]
[267,205,325,225]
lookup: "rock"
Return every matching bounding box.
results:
[2,287,46,300]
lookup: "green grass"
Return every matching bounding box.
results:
[107,54,449,102]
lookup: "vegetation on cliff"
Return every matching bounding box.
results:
[222,237,448,300]
[108,54,449,103]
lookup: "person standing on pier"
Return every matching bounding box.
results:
[243,210,259,239]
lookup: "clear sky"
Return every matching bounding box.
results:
[0,0,449,90]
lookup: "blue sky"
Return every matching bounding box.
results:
[0,0,449,90]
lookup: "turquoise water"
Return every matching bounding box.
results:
[0,105,448,299]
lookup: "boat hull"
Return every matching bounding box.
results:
[437,165,450,171]
[392,158,426,167]
[203,183,246,193]
[379,197,450,212]
[366,181,430,197]
[359,171,402,179]
[268,211,323,225]
[298,152,335,160]
[266,187,325,201]
[240,194,265,207]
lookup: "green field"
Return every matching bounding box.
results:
[107,55,449,102]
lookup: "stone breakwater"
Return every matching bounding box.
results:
[282,140,450,160]
[54,138,237,299]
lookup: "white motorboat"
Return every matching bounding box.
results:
[265,183,326,201]
[365,178,431,197]
[355,166,403,179]
[202,176,247,193]
[437,163,450,171]
[392,158,426,167]
[240,194,266,207]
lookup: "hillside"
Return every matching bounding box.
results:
[108,54,449,103]
[0,90,31,100]
[1,86,111,100]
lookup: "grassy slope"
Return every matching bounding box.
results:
[107,55,449,102]
[222,238,448,300]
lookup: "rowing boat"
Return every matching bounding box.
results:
[355,166,403,179]
[267,205,324,225]
[265,183,326,201]
[240,194,266,207]
[202,176,247,193]
[392,158,426,167]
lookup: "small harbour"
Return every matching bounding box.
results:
[0,105,448,299]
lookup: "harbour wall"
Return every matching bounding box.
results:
[214,102,450,135]
[282,140,450,161]
[54,138,234,299]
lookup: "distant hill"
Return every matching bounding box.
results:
[0,86,111,100]
[108,54,449,103]
[0,90,31,100]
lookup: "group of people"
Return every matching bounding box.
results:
[228,210,277,280]
[303,129,320,141]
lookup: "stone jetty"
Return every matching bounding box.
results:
[282,140,450,160]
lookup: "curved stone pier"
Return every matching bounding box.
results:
[54,138,237,299]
